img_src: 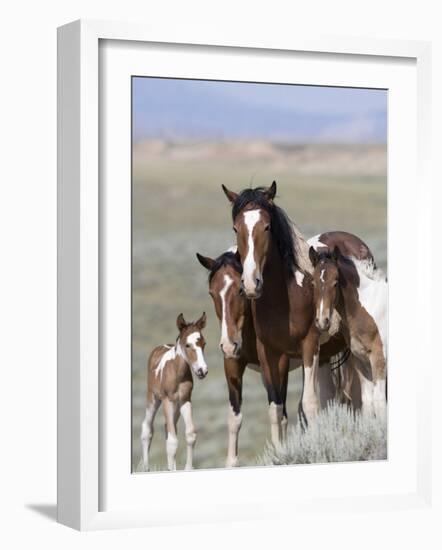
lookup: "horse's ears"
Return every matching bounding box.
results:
[221,184,238,203]
[196,252,215,271]
[195,312,207,330]
[264,180,277,202]
[332,246,341,262]
[176,313,187,331]
[309,246,319,267]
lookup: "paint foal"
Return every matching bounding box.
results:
[196,250,261,466]
[141,313,208,471]
[309,246,388,416]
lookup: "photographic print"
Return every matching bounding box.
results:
[131,77,387,472]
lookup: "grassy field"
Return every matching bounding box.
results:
[131,140,387,472]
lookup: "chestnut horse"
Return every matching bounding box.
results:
[222,181,376,441]
[309,246,387,416]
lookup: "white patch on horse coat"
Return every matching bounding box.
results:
[295,270,305,287]
[226,405,243,468]
[319,298,324,320]
[227,245,238,253]
[307,234,328,251]
[187,331,208,372]
[353,261,388,360]
[320,269,325,283]
[154,346,176,379]
[243,209,261,280]
[219,274,233,347]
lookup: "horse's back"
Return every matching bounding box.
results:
[309,231,374,261]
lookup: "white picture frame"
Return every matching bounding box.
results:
[57,19,432,531]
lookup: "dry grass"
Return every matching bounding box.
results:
[257,402,387,466]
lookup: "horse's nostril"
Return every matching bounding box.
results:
[220,343,224,351]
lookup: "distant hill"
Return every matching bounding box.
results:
[133,141,387,178]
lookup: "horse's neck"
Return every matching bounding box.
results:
[291,223,313,274]
[263,239,287,286]
[336,269,363,326]
[173,344,190,380]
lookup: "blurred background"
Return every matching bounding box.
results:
[131,77,387,471]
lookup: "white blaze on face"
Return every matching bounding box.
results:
[242,209,261,293]
[186,331,208,375]
[219,274,235,355]
[316,267,327,327]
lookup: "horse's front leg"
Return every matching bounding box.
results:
[301,328,320,426]
[279,354,289,442]
[370,348,387,418]
[224,357,246,468]
[256,339,284,447]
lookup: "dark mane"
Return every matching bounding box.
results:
[231,187,299,277]
[208,251,243,282]
[315,250,359,288]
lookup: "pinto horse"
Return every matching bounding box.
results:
[222,181,376,441]
[196,250,261,466]
[309,246,387,416]
[141,313,208,471]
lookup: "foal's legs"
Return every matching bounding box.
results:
[141,396,160,471]
[163,398,179,471]
[180,401,197,470]
[224,357,246,467]
[301,328,320,426]
[352,356,375,416]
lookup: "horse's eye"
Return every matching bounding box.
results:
[264,225,270,231]
[185,344,190,348]
[233,227,238,233]
[333,281,338,287]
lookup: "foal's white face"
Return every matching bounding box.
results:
[209,268,246,359]
[176,313,208,379]
[312,260,339,332]
[181,331,208,379]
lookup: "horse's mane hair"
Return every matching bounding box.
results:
[208,251,243,282]
[231,187,299,277]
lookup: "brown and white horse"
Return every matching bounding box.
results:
[141,313,208,471]
[196,250,262,466]
[221,181,377,440]
[309,246,388,416]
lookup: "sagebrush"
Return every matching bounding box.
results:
[258,402,387,466]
